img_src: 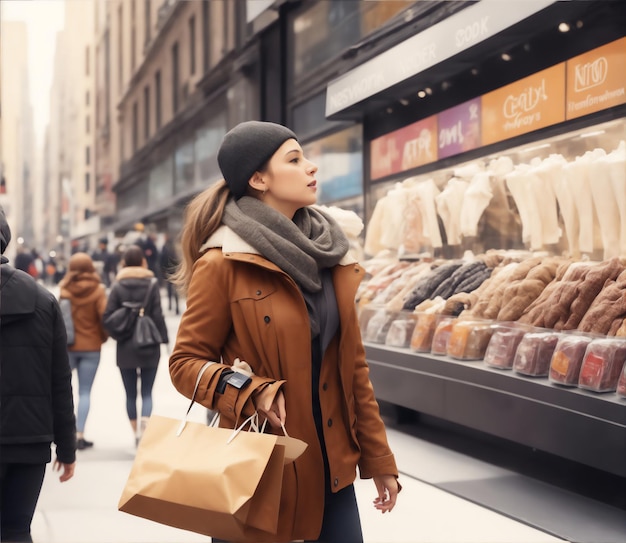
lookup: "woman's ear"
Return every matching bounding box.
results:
[248,171,267,193]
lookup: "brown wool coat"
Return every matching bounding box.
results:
[170,226,398,542]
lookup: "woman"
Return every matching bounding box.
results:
[169,120,400,543]
[59,252,108,450]
[103,245,168,445]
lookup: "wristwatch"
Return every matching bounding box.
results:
[216,370,252,394]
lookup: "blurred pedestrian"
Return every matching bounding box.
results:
[139,228,160,277]
[159,232,180,314]
[14,246,35,277]
[0,205,76,543]
[169,121,400,543]
[91,238,117,287]
[103,245,168,445]
[58,252,109,450]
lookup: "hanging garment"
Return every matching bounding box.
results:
[436,177,469,246]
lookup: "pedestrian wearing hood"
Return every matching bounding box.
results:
[0,205,76,542]
[169,121,400,543]
[58,252,109,450]
[103,245,168,445]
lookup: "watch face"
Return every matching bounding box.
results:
[227,371,252,389]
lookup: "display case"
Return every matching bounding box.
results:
[360,117,626,478]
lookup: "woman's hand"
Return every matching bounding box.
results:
[255,387,286,429]
[372,474,400,513]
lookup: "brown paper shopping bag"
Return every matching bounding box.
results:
[118,362,307,541]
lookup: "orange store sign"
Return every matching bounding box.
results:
[481,63,566,146]
[370,115,438,180]
[566,37,626,120]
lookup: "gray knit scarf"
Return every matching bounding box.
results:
[222,196,349,293]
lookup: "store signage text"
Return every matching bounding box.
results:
[368,37,623,178]
[482,64,565,145]
[574,57,608,92]
[438,99,481,159]
[503,79,548,129]
[326,0,555,116]
[566,37,626,120]
[455,16,490,49]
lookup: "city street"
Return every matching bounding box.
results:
[29,291,564,543]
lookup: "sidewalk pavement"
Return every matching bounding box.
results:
[30,293,564,543]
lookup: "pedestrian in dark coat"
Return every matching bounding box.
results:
[103,245,168,445]
[0,205,76,543]
[159,232,180,314]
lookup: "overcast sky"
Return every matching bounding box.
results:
[2,0,65,142]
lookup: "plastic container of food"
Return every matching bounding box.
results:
[484,323,532,369]
[578,338,626,393]
[447,319,494,361]
[513,331,561,377]
[430,317,458,355]
[385,311,419,348]
[548,334,596,386]
[410,312,443,353]
[616,359,626,398]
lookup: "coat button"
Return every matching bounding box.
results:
[322,383,328,391]
[256,290,262,295]
[264,316,271,323]
[327,418,333,427]
[334,478,339,487]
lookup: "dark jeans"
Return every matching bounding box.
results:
[119,367,158,420]
[166,282,179,313]
[0,463,46,542]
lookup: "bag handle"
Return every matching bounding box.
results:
[176,360,214,436]
[176,361,292,440]
[139,278,157,316]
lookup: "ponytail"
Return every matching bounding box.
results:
[171,180,230,295]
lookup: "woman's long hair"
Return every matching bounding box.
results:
[170,180,230,295]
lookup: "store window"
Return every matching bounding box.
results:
[302,124,364,215]
[149,156,174,204]
[291,1,411,80]
[195,111,228,185]
[174,140,195,192]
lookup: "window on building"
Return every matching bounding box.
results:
[86,90,90,106]
[144,0,151,45]
[85,173,91,193]
[155,70,162,129]
[189,15,196,76]
[85,46,90,75]
[202,0,209,72]
[171,41,179,114]
[118,4,123,91]
[132,101,138,152]
[131,0,136,72]
[144,85,150,140]
[86,146,91,166]
[86,115,90,134]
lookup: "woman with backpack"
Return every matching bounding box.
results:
[103,245,168,445]
[58,252,108,450]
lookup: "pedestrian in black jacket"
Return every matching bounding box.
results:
[0,205,76,542]
[103,245,168,446]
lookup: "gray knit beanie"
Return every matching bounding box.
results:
[0,204,11,254]
[217,121,297,199]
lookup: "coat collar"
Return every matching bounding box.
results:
[199,225,359,266]
[114,266,154,281]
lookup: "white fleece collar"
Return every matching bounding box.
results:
[199,225,358,265]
